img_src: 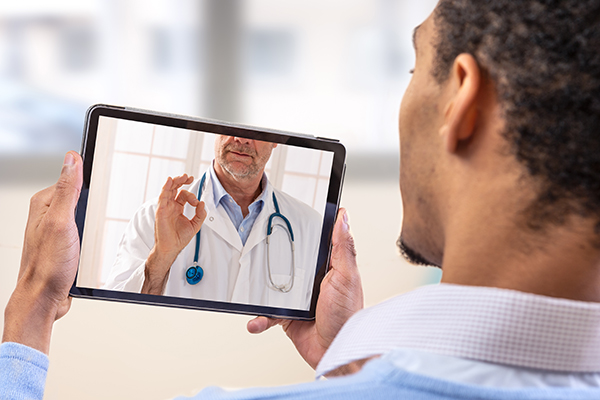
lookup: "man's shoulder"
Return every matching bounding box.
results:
[184,358,600,400]
[188,358,402,400]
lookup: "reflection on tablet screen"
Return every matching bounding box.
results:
[77,116,334,311]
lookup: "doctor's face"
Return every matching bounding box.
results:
[214,135,276,180]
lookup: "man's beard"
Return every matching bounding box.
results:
[396,236,440,268]
[219,143,262,179]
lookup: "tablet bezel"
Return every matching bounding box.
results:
[70,104,346,320]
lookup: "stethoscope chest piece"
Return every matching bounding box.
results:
[186,262,204,285]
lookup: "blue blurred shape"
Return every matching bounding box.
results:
[0,80,87,155]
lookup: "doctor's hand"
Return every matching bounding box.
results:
[2,151,83,354]
[143,174,207,295]
[247,208,363,370]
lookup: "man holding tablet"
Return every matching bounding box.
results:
[104,134,322,310]
[3,0,600,399]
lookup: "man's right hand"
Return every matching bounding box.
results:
[142,174,207,295]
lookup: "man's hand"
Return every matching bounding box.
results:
[247,208,363,369]
[142,175,207,294]
[2,151,83,354]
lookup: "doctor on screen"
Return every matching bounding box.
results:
[104,135,322,310]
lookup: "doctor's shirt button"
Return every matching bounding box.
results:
[209,216,214,222]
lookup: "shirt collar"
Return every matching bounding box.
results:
[316,283,600,377]
[209,162,268,209]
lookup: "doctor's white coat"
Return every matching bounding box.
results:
[104,173,322,311]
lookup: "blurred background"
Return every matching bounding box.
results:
[0,1,440,399]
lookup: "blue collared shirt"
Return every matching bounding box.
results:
[3,341,600,400]
[208,165,267,246]
[5,283,600,399]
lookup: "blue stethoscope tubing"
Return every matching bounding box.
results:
[185,173,207,285]
[185,172,296,292]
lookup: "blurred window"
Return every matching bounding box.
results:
[60,25,96,71]
[150,27,173,71]
[0,0,438,182]
[246,29,295,76]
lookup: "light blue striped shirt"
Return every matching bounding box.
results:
[208,165,268,246]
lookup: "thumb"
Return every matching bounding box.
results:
[246,316,282,334]
[330,208,358,273]
[49,151,83,217]
[190,201,207,232]
[326,208,363,311]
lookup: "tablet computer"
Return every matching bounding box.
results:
[70,104,346,320]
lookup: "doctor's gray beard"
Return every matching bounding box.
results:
[218,143,269,180]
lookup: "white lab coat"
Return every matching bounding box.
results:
[104,172,322,311]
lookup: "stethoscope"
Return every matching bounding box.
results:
[185,172,296,293]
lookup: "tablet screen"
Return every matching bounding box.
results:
[72,105,345,320]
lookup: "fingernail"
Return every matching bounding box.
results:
[64,152,75,166]
[342,210,349,231]
[62,152,76,176]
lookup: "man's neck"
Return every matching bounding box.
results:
[440,210,600,302]
[213,162,262,217]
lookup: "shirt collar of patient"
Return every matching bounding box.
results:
[208,163,268,245]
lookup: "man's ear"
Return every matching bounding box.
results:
[440,53,481,153]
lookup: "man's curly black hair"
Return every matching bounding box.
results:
[432,0,600,233]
